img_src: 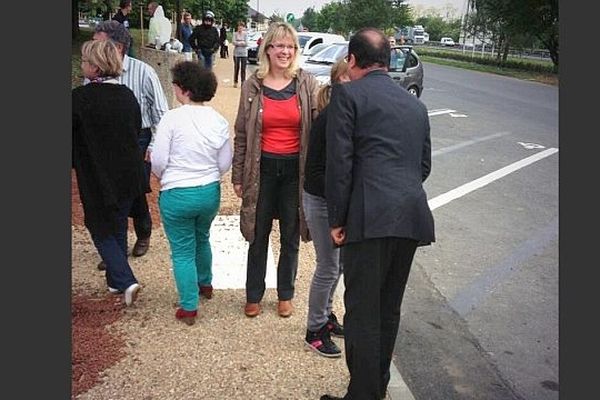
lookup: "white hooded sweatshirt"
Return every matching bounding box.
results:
[148,5,172,47]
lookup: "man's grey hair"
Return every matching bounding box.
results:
[95,20,131,55]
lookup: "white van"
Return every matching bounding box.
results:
[440,37,456,47]
[297,32,346,57]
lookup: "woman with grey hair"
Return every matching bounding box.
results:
[232,22,320,318]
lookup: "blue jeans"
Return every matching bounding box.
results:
[198,49,214,70]
[159,182,220,311]
[303,190,342,332]
[246,155,300,303]
[90,198,138,291]
[129,128,152,239]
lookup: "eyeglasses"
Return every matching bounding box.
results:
[269,43,297,51]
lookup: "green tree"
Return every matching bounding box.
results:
[314,2,350,35]
[301,7,319,31]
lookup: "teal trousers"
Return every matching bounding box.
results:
[159,182,220,311]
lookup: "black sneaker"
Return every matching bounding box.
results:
[327,312,344,337]
[305,325,342,358]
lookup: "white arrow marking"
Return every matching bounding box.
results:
[428,109,456,117]
[517,142,546,150]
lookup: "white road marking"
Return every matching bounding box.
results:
[517,141,546,150]
[428,148,559,210]
[428,108,456,117]
[432,132,512,157]
[210,215,276,289]
[449,113,468,118]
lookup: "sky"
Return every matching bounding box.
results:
[250,0,467,20]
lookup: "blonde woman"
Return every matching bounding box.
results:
[72,40,144,306]
[232,22,320,318]
[303,58,350,357]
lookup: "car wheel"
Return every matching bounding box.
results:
[407,86,420,97]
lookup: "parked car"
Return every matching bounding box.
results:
[297,32,346,57]
[302,42,424,97]
[246,31,265,64]
[440,37,456,47]
[299,42,330,65]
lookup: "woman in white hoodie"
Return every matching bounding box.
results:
[147,3,172,48]
[151,61,232,325]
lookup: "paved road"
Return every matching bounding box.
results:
[393,62,559,399]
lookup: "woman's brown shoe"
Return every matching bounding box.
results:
[244,302,261,317]
[277,300,293,318]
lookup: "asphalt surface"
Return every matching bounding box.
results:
[392,62,559,399]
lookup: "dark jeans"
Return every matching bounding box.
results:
[220,43,228,58]
[90,198,138,291]
[233,56,247,84]
[198,49,214,70]
[129,128,152,239]
[246,155,300,303]
[342,237,418,400]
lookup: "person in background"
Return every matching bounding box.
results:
[232,22,320,319]
[112,0,135,57]
[151,61,232,326]
[92,20,169,270]
[180,12,194,56]
[147,2,172,49]
[232,21,248,88]
[388,35,396,46]
[219,22,228,58]
[320,27,435,400]
[303,58,350,359]
[73,39,144,306]
[189,10,220,70]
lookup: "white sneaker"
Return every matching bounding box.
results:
[124,283,140,306]
[108,287,121,294]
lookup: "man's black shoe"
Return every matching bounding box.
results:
[327,312,344,337]
[132,237,150,257]
[320,395,344,400]
[305,325,342,358]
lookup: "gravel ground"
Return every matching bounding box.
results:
[72,51,353,400]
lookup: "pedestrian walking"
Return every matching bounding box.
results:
[232,22,248,88]
[151,61,232,326]
[73,39,144,306]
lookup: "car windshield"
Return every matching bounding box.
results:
[298,35,311,48]
[307,43,348,64]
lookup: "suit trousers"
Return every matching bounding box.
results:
[129,128,152,240]
[246,155,300,303]
[342,237,418,400]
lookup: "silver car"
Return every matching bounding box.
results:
[301,42,424,97]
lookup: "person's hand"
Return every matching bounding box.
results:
[144,149,151,162]
[330,227,346,246]
[233,184,243,198]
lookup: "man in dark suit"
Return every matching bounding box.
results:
[321,27,435,400]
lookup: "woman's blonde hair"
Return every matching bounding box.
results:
[81,39,123,78]
[316,57,350,112]
[256,22,300,80]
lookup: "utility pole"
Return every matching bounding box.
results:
[461,0,471,54]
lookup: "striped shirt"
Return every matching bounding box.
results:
[119,55,168,131]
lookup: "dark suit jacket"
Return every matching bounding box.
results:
[325,69,435,245]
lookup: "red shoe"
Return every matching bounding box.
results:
[199,284,213,299]
[175,308,197,325]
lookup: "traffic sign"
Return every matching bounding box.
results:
[286,13,295,23]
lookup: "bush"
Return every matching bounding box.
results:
[415,48,556,74]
